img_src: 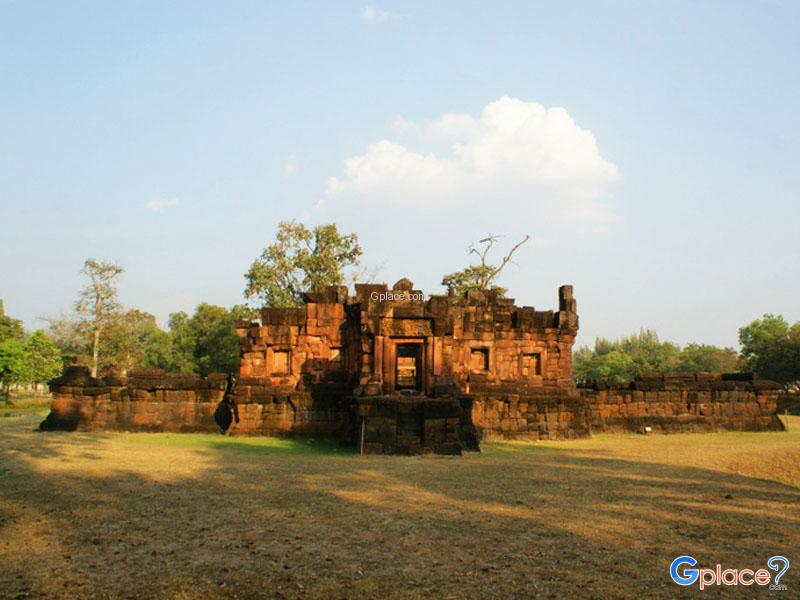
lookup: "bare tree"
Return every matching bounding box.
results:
[441,234,531,296]
[75,259,124,377]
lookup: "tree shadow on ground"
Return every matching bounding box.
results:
[1,413,798,600]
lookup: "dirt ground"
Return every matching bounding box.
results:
[1,408,798,600]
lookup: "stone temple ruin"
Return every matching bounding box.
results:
[41,280,785,454]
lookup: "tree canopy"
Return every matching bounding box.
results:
[0,310,62,400]
[23,330,62,387]
[244,221,362,307]
[441,234,530,297]
[99,309,173,375]
[573,329,740,383]
[739,314,800,390]
[0,300,25,342]
[0,338,27,401]
[167,303,252,376]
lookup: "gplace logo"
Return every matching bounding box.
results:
[670,555,790,591]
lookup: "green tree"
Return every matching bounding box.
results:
[615,329,680,374]
[573,348,637,383]
[75,259,124,377]
[167,304,252,376]
[23,330,62,390]
[739,314,800,389]
[441,234,530,297]
[100,309,175,375]
[0,300,25,343]
[573,329,716,382]
[0,339,28,401]
[676,343,739,373]
[166,311,200,374]
[245,221,362,307]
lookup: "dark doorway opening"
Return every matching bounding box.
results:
[395,343,422,390]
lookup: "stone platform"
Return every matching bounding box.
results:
[351,394,480,455]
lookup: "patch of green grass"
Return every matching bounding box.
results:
[0,392,51,418]
[123,431,349,456]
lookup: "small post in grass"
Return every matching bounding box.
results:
[360,417,365,456]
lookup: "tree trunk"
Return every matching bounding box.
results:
[91,328,100,377]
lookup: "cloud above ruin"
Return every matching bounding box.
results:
[321,96,620,231]
[145,198,179,212]
[360,5,401,23]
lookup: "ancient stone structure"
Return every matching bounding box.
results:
[41,280,785,453]
[581,374,783,433]
[41,367,226,432]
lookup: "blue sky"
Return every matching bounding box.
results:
[1,1,798,349]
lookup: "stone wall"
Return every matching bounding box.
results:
[39,282,785,450]
[461,373,784,441]
[352,395,477,455]
[351,283,578,395]
[469,389,590,440]
[41,368,784,444]
[40,366,226,432]
[580,374,784,433]
[226,381,352,437]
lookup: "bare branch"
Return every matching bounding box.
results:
[489,234,531,280]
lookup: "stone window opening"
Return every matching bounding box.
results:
[523,352,543,377]
[271,349,290,375]
[330,347,342,363]
[470,347,490,372]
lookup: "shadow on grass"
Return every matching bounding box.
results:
[2,415,799,599]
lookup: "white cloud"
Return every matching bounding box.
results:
[285,155,299,176]
[312,97,620,297]
[323,96,619,227]
[326,140,460,198]
[360,5,400,23]
[145,198,179,212]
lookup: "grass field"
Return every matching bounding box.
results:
[1,406,798,600]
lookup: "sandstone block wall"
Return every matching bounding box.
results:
[226,380,352,437]
[470,390,590,441]
[351,283,578,395]
[580,374,783,433]
[464,373,784,441]
[352,396,475,455]
[39,284,786,451]
[40,366,226,432]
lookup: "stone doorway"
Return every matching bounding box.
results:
[395,343,422,391]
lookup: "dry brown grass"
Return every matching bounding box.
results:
[1,410,798,600]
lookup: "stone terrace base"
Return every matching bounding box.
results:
[39,366,226,433]
[40,368,785,454]
[352,395,479,455]
[580,373,785,433]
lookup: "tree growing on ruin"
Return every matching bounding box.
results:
[441,234,531,297]
[74,259,124,377]
[244,221,362,307]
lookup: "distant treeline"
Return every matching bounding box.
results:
[0,298,253,401]
[2,222,798,397]
[574,316,800,390]
[44,303,254,378]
